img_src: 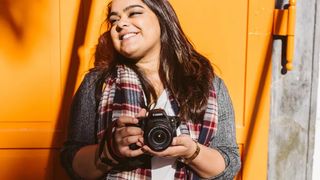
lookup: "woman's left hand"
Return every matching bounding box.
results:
[141,134,197,159]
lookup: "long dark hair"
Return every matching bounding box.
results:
[93,0,214,122]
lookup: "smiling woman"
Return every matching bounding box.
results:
[60,0,241,179]
[109,1,161,62]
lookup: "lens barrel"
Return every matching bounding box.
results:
[146,125,172,151]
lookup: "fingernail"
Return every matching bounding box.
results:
[133,118,139,123]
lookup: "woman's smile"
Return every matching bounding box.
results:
[109,0,161,61]
[120,32,138,40]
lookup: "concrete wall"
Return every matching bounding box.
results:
[269,0,318,179]
[312,1,320,179]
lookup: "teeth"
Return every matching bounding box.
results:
[122,33,136,40]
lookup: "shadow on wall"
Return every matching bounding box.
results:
[47,0,93,179]
[240,36,273,178]
[0,0,49,60]
[0,0,25,40]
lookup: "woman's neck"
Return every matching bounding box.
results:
[136,54,160,74]
[136,57,164,97]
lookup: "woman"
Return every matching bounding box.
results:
[61,0,241,179]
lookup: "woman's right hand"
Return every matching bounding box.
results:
[113,109,147,158]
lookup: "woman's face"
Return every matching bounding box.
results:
[109,0,161,61]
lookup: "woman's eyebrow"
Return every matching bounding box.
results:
[109,5,145,17]
[123,4,144,12]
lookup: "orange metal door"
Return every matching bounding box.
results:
[0,0,275,179]
[0,0,80,179]
[170,1,275,179]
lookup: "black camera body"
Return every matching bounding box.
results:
[135,109,180,151]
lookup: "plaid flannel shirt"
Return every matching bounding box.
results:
[97,64,218,180]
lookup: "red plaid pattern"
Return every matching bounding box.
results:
[97,64,218,180]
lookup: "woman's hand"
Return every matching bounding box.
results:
[141,134,197,159]
[113,109,147,158]
[142,133,226,178]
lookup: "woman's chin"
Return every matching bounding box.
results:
[120,51,142,61]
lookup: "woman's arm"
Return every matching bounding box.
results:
[60,71,108,179]
[171,135,227,178]
[72,144,106,179]
[61,71,147,179]
[179,77,241,179]
[207,76,241,179]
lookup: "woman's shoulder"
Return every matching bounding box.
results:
[83,70,103,83]
[213,75,234,109]
[213,74,235,119]
[79,70,106,89]
[74,70,103,96]
[213,75,225,94]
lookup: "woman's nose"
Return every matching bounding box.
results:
[116,18,129,32]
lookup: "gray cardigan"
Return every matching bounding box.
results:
[61,71,241,179]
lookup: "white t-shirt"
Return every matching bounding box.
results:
[150,90,181,180]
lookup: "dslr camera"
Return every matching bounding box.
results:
[131,109,180,151]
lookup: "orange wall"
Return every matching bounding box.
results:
[0,0,275,179]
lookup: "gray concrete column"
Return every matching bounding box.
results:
[269,0,318,179]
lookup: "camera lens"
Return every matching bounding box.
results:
[147,126,172,151]
[153,131,167,143]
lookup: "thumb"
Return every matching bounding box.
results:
[172,135,189,146]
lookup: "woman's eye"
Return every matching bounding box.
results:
[129,12,142,17]
[109,19,118,25]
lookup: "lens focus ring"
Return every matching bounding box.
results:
[146,126,172,151]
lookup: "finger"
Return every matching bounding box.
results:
[134,137,144,147]
[130,137,144,147]
[116,116,139,127]
[142,145,185,158]
[136,141,143,147]
[121,135,142,146]
[136,108,147,118]
[141,145,152,154]
[116,126,143,138]
[141,145,168,156]
[138,137,144,144]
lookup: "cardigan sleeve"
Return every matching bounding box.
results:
[60,71,100,179]
[206,76,241,179]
